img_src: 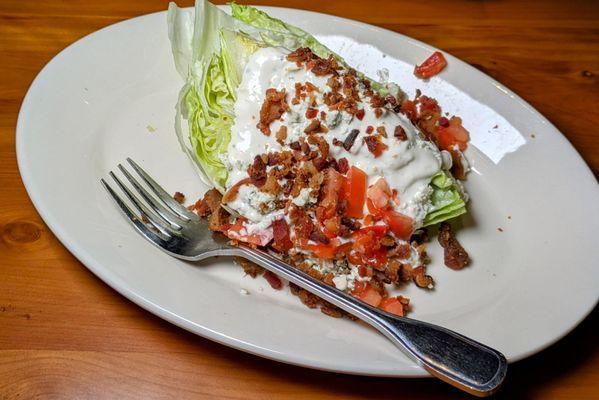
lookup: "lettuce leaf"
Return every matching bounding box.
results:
[423,171,467,226]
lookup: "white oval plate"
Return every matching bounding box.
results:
[17,6,599,377]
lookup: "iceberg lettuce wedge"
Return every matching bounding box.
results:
[168,0,467,224]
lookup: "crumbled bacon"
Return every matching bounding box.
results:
[276,125,287,145]
[287,47,315,64]
[173,192,185,204]
[320,111,327,120]
[341,216,361,231]
[290,206,313,239]
[247,155,267,185]
[193,188,222,217]
[366,126,374,134]
[364,135,388,157]
[261,171,282,196]
[438,222,470,269]
[257,88,289,136]
[394,125,407,141]
[370,94,387,108]
[305,108,318,119]
[374,108,383,118]
[332,138,344,147]
[310,55,339,76]
[305,82,319,93]
[376,126,388,138]
[304,119,325,134]
[237,257,264,278]
[327,76,341,91]
[356,109,365,120]
[343,129,360,151]
[337,157,349,174]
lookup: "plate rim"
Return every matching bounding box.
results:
[15,5,599,378]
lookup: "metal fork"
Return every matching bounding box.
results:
[101,158,507,397]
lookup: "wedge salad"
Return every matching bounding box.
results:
[168,1,471,317]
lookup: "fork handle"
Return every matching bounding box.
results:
[233,245,507,397]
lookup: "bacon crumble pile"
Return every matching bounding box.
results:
[186,48,470,318]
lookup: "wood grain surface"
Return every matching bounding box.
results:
[1,0,598,398]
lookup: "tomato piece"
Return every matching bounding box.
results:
[367,178,392,211]
[414,51,448,79]
[226,218,273,246]
[435,116,469,151]
[343,166,367,219]
[379,297,405,316]
[383,211,414,241]
[352,283,382,307]
[322,216,341,238]
[300,238,346,260]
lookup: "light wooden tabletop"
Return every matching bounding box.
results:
[1,0,598,398]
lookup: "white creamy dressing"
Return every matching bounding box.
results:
[224,47,443,228]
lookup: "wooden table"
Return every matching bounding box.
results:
[1,0,598,398]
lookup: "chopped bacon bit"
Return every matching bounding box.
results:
[276,125,288,145]
[356,109,365,120]
[341,216,361,231]
[366,126,374,134]
[311,55,339,76]
[209,207,230,232]
[438,116,450,127]
[323,91,343,107]
[320,111,327,120]
[247,155,267,184]
[376,126,388,138]
[287,47,315,64]
[450,150,467,180]
[193,188,222,217]
[394,125,407,141]
[332,138,344,147]
[418,96,441,115]
[237,257,264,278]
[261,171,281,195]
[370,94,387,108]
[374,108,383,118]
[327,76,341,91]
[343,129,360,151]
[309,229,330,244]
[263,270,283,290]
[412,266,434,288]
[312,156,328,171]
[400,100,418,121]
[304,119,323,134]
[364,135,388,157]
[173,192,185,204]
[257,88,289,136]
[272,219,293,252]
[438,222,470,270]
[385,95,398,107]
[305,108,318,119]
[289,141,301,151]
[307,134,330,158]
[337,157,349,174]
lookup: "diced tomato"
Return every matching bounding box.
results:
[263,270,283,290]
[382,211,414,241]
[367,178,392,212]
[418,96,440,115]
[271,219,292,252]
[435,117,470,151]
[301,238,345,260]
[322,216,341,238]
[414,51,448,79]
[343,166,367,218]
[379,297,405,316]
[226,218,273,246]
[319,168,345,220]
[352,283,382,307]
